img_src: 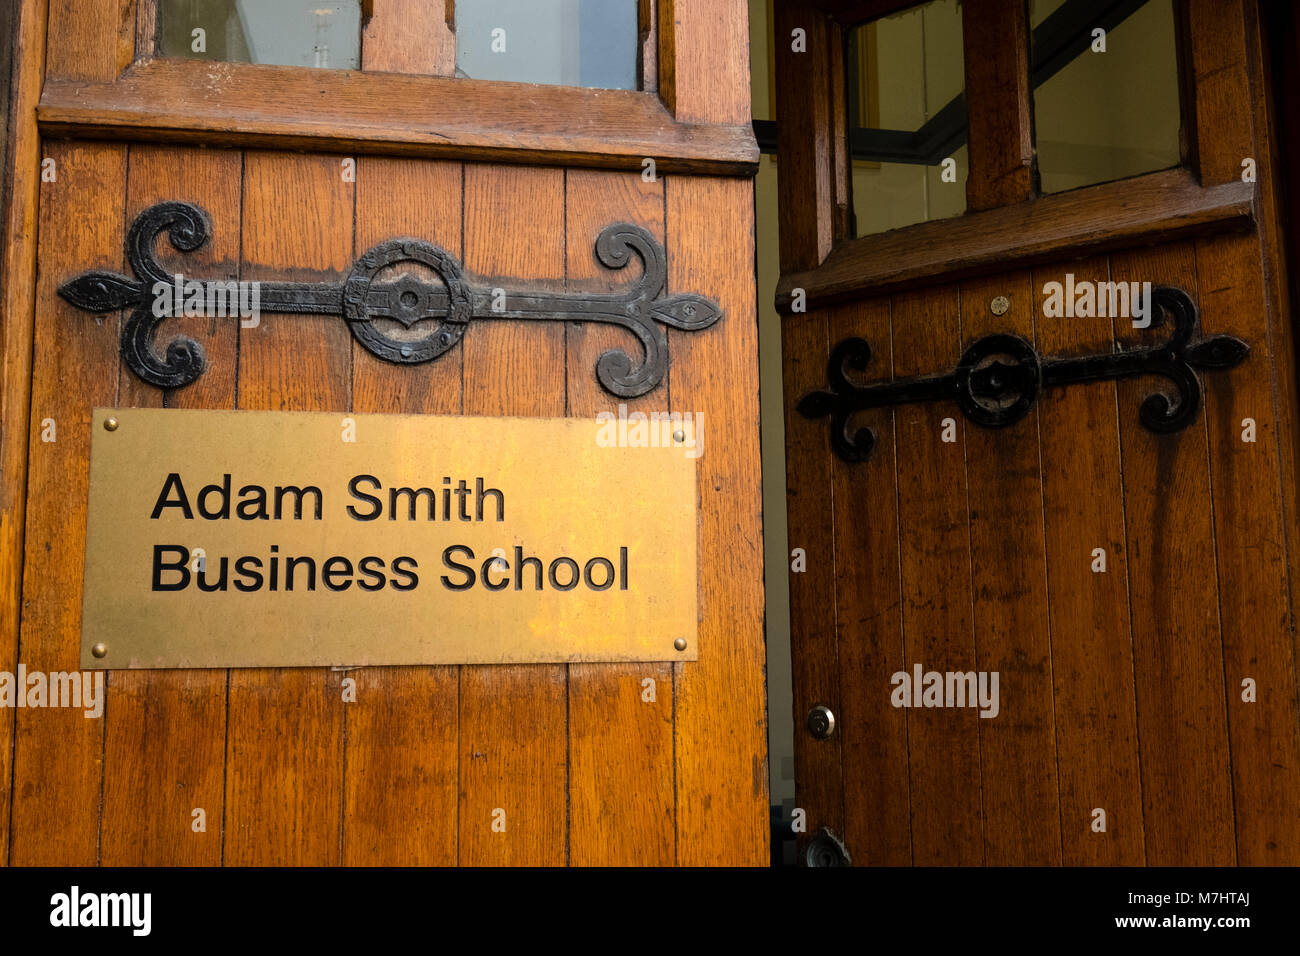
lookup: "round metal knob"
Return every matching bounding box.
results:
[807,704,835,739]
[805,828,851,867]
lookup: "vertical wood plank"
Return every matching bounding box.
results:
[1033,256,1145,865]
[659,0,751,126]
[362,0,455,76]
[668,175,768,865]
[224,152,352,865]
[1196,232,1300,863]
[564,168,675,866]
[343,156,463,865]
[135,0,157,61]
[1186,0,1256,187]
[639,0,659,93]
[958,270,1060,863]
[1192,0,1300,864]
[458,163,567,867]
[1248,2,1300,740]
[665,5,766,865]
[0,0,49,867]
[44,0,120,81]
[1249,4,1300,683]
[655,0,677,116]
[1112,241,1236,864]
[774,1,841,270]
[891,283,983,865]
[567,666,673,865]
[11,141,125,864]
[100,145,238,865]
[117,0,137,72]
[825,298,912,865]
[961,0,1035,210]
[782,310,845,860]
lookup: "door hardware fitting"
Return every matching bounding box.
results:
[59,201,722,399]
[807,704,836,739]
[805,828,851,867]
[797,286,1248,463]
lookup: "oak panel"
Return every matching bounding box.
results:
[776,171,1254,311]
[1033,256,1145,864]
[961,0,1035,210]
[565,168,675,867]
[38,61,759,178]
[100,144,237,866]
[782,308,845,860]
[668,175,768,865]
[362,0,454,76]
[0,0,49,867]
[44,0,120,81]
[890,284,982,865]
[343,156,464,866]
[458,164,568,867]
[11,142,124,864]
[826,298,911,865]
[1111,242,1235,865]
[958,270,1060,863]
[224,152,353,866]
[1195,232,1300,863]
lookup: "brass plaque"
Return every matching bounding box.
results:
[81,408,698,668]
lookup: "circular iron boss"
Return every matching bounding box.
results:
[343,239,473,363]
[953,332,1041,428]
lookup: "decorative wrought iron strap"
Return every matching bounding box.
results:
[797,285,1249,463]
[58,201,722,398]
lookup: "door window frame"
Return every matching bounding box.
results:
[773,0,1259,311]
[35,0,758,176]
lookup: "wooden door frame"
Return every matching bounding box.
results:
[0,0,45,866]
[0,0,766,866]
[35,0,757,177]
[775,0,1300,864]
[772,0,1278,305]
[1,0,761,664]
[1263,0,1300,377]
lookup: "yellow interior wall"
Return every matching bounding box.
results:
[1031,0,1181,193]
[749,0,796,825]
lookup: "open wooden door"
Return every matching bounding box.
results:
[778,0,1300,865]
[0,0,767,866]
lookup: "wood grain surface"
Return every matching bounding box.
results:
[781,0,1300,866]
[11,142,124,864]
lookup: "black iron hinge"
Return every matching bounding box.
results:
[59,201,722,399]
[798,286,1248,463]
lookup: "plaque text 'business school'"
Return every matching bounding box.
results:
[81,409,698,668]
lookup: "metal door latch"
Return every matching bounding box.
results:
[59,201,723,398]
[797,285,1248,463]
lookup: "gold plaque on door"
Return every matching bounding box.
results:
[80,408,698,668]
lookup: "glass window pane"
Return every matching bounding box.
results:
[455,0,640,90]
[845,0,968,238]
[157,0,361,70]
[1030,0,1182,193]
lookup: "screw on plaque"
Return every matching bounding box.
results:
[990,294,1010,315]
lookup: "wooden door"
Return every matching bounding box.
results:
[778,0,1300,865]
[0,0,768,866]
